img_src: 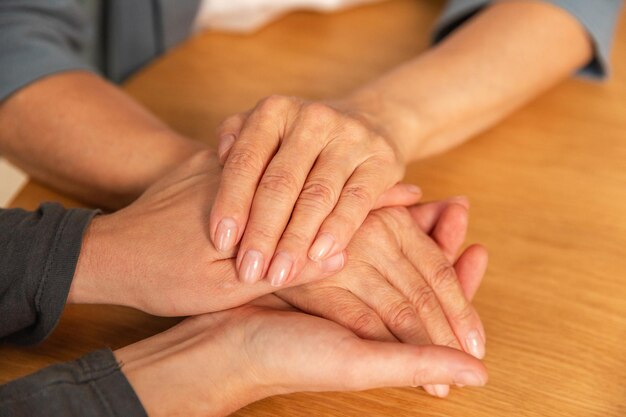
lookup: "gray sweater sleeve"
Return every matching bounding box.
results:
[0,349,148,417]
[0,0,95,101]
[0,204,148,416]
[0,203,96,345]
[434,0,624,79]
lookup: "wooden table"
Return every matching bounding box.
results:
[2,1,625,415]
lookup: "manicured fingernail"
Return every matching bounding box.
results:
[268,252,293,287]
[320,252,345,273]
[407,184,422,194]
[218,133,236,160]
[454,370,485,387]
[240,250,263,284]
[433,384,449,398]
[308,233,335,261]
[466,329,485,359]
[215,217,238,252]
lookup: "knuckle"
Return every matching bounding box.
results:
[387,303,418,330]
[299,179,338,210]
[430,263,458,290]
[410,285,439,316]
[258,168,300,196]
[303,102,336,121]
[258,95,292,115]
[342,184,373,207]
[227,148,262,176]
[349,311,382,337]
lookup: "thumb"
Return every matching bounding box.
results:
[337,341,488,391]
[373,183,422,209]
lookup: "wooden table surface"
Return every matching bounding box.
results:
[2,1,625,415]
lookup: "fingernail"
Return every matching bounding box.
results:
[218,133,236,160]
[240,250,263,284]
[308,233,335,261]
[466,329,486,359]
[406,184,422,194]
[215,218,238,252]
[454,370,485,387]
[320,252,345,273]
[268,252,293,287]
[433,384,449,398]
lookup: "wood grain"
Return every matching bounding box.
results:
[3,1,625,415]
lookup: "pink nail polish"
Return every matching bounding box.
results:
[466,329,486,359]
[215,218,238,252]
[308,233,335,261]
[218,134,236,160]
[240,250,263,284]
[320,252,345,273]
[268,252,293,287]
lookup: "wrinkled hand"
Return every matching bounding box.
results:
[277,199,488,396]
[68,151,345,316]
[116,296,488,417]
[211,96,416,286]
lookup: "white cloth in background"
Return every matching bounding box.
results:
[193,0,384,33]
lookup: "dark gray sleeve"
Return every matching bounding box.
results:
[0,348,148,417]
[0,0,96,101]
[0,203,97,345]
[433,0,624,80]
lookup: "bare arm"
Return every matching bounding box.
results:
[336,0,594,160]
[0,71,206,209]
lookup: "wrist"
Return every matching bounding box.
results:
[330,89,427,163]
[114,315,268,417]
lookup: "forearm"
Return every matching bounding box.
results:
[0,71,207,209]
[340,0,593,161]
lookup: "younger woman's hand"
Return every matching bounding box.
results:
[210,95,414,286]
[116,296,487,417]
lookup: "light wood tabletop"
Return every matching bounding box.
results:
[2,0,625,415]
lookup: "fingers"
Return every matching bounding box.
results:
[454,244,489,301]
[264,148,357,286]
[235,117,332,284]
[276,285,398,342]
[216,112,247,163]
[210,101,291,256]
[430,203,469,262]
[309,159,402,262]
[407,196,469,235]
[401,229,486,360]
[373,183,422,209]
[378,256,461,350]
[335,340,487,391]
[340,265,432,346]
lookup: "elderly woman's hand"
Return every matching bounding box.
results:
[211,96,415,286]
[116,296,487,417]
[276,199,488,397]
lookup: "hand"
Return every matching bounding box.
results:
[68,150,346,316]
[115,296,488,417]
[210,96,416,286]
[276,199,488,397]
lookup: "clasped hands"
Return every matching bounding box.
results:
[69,96,488,417]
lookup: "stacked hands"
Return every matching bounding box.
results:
[69,97,488,416]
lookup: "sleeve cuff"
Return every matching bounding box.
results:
[6,204,99,345]
[0,349,148,417]
[432,0,624,80]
